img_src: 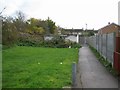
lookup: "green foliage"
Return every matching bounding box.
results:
[43,36,67,48]
[70,42,82,48]
[46,17,56,34]
[82,31,95,36]
[2,11,28,49]
[27,17,57,35]
[32,26,45,34]
[27,18,45,35]
[38,20,49,34]
[17,32,44,47]
[88,31,95,36]
[2,13,59,48]
[43,36,82,48]
[2,11,78,48]
[18,34,81,48]
[2,16,18,48]
[61,29,67,35]
[3,46,78,88]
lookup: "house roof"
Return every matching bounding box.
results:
[98,23,120,36]
[99,23,120,30]
[85,29,98,33]
[64,29,83,32]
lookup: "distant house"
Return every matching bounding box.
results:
[85,29,98,36]
[56,26,63,35]
[98,23,120,37]
[64,29,83,35]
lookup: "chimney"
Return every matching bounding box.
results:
[108,22,110,25]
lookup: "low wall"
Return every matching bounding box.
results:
[65,35,77,42]
[44,35,78,43]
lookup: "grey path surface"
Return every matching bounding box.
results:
[76,46,118,88]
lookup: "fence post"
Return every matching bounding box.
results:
[95,35,97,49]
[113,32,116,67]
[98,35,100,52]
[106,34,107,60]
[96,35,98,51]
[99,35,101,55]
[113,32,116,53]
[101,34,103,55]
[100,34,102,55]
[72,62,76,87]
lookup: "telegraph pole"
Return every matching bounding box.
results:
[85,23,87,30]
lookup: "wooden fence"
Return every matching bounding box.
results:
[114,37,120,73]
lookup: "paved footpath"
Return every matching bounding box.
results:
[76,46,118,88]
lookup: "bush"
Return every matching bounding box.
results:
[43,36,81,48]
[17,32,44,47]
[43,36,68,48]
[17,35,82,48]
[70,42,82,48]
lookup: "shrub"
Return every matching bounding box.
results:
[43,36,68,48]
[17,32,44,47]
[70,42,81,48]
[43,36,81,48]
[17,34,82,48]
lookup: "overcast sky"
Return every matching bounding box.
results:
[0,0,120,29]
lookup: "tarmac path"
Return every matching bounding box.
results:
[75,46,118,88]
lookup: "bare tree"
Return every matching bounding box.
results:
[15,11,26,22]
[0,7,6,16]
[14,11,27,32]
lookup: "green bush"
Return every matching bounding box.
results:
[70,42,82,48]
[43,36,81,48]
[17,34,82,48]
[17,33,44,47]
[43,36,68,48]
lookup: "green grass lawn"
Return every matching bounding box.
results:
[2,46,78,88]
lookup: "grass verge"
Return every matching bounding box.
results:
[2,46,79,88]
